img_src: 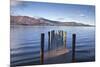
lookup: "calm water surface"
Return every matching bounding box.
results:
[10,25,95,66]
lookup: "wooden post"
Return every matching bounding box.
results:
[52,30,55,37]
[40,33,45,64]
[48,32,50,51]
[56,31,58,49]
[58,30,61,47]
[61,31,64,47]
[51,30,55,49]
[53,30,56,49]
[72,34,76,62]
[63,32,66,48]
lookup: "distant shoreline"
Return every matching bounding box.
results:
[10,24,95,27]
[11,16,95,27]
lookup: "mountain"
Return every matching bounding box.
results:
[10,16,93,26]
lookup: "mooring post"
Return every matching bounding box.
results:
[52,30,55,37]
[56,31,58,48]
[59,30,62,46]
[48,31,50,51]
[51,30,55,49]
[58,30,61,47]
[61,31,64,47]
[40,33,45,64]
[63,32,66,48]
[54,30,56,49]
[72,34,76,62]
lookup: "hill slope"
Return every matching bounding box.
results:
[10,16,93,26]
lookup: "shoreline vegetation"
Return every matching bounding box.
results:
[10,15,95,27]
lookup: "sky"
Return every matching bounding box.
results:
[10,1,95,25]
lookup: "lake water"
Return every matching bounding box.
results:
[10,25,95,66]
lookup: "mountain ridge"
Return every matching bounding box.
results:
[10,16,94,26]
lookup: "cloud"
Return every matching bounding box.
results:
[57,18,65,20]
[56,17,73,22]
[79,14,86,17]
[10,0,21,6]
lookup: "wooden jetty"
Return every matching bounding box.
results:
[40,30,76,64]
[44,47,69,59]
